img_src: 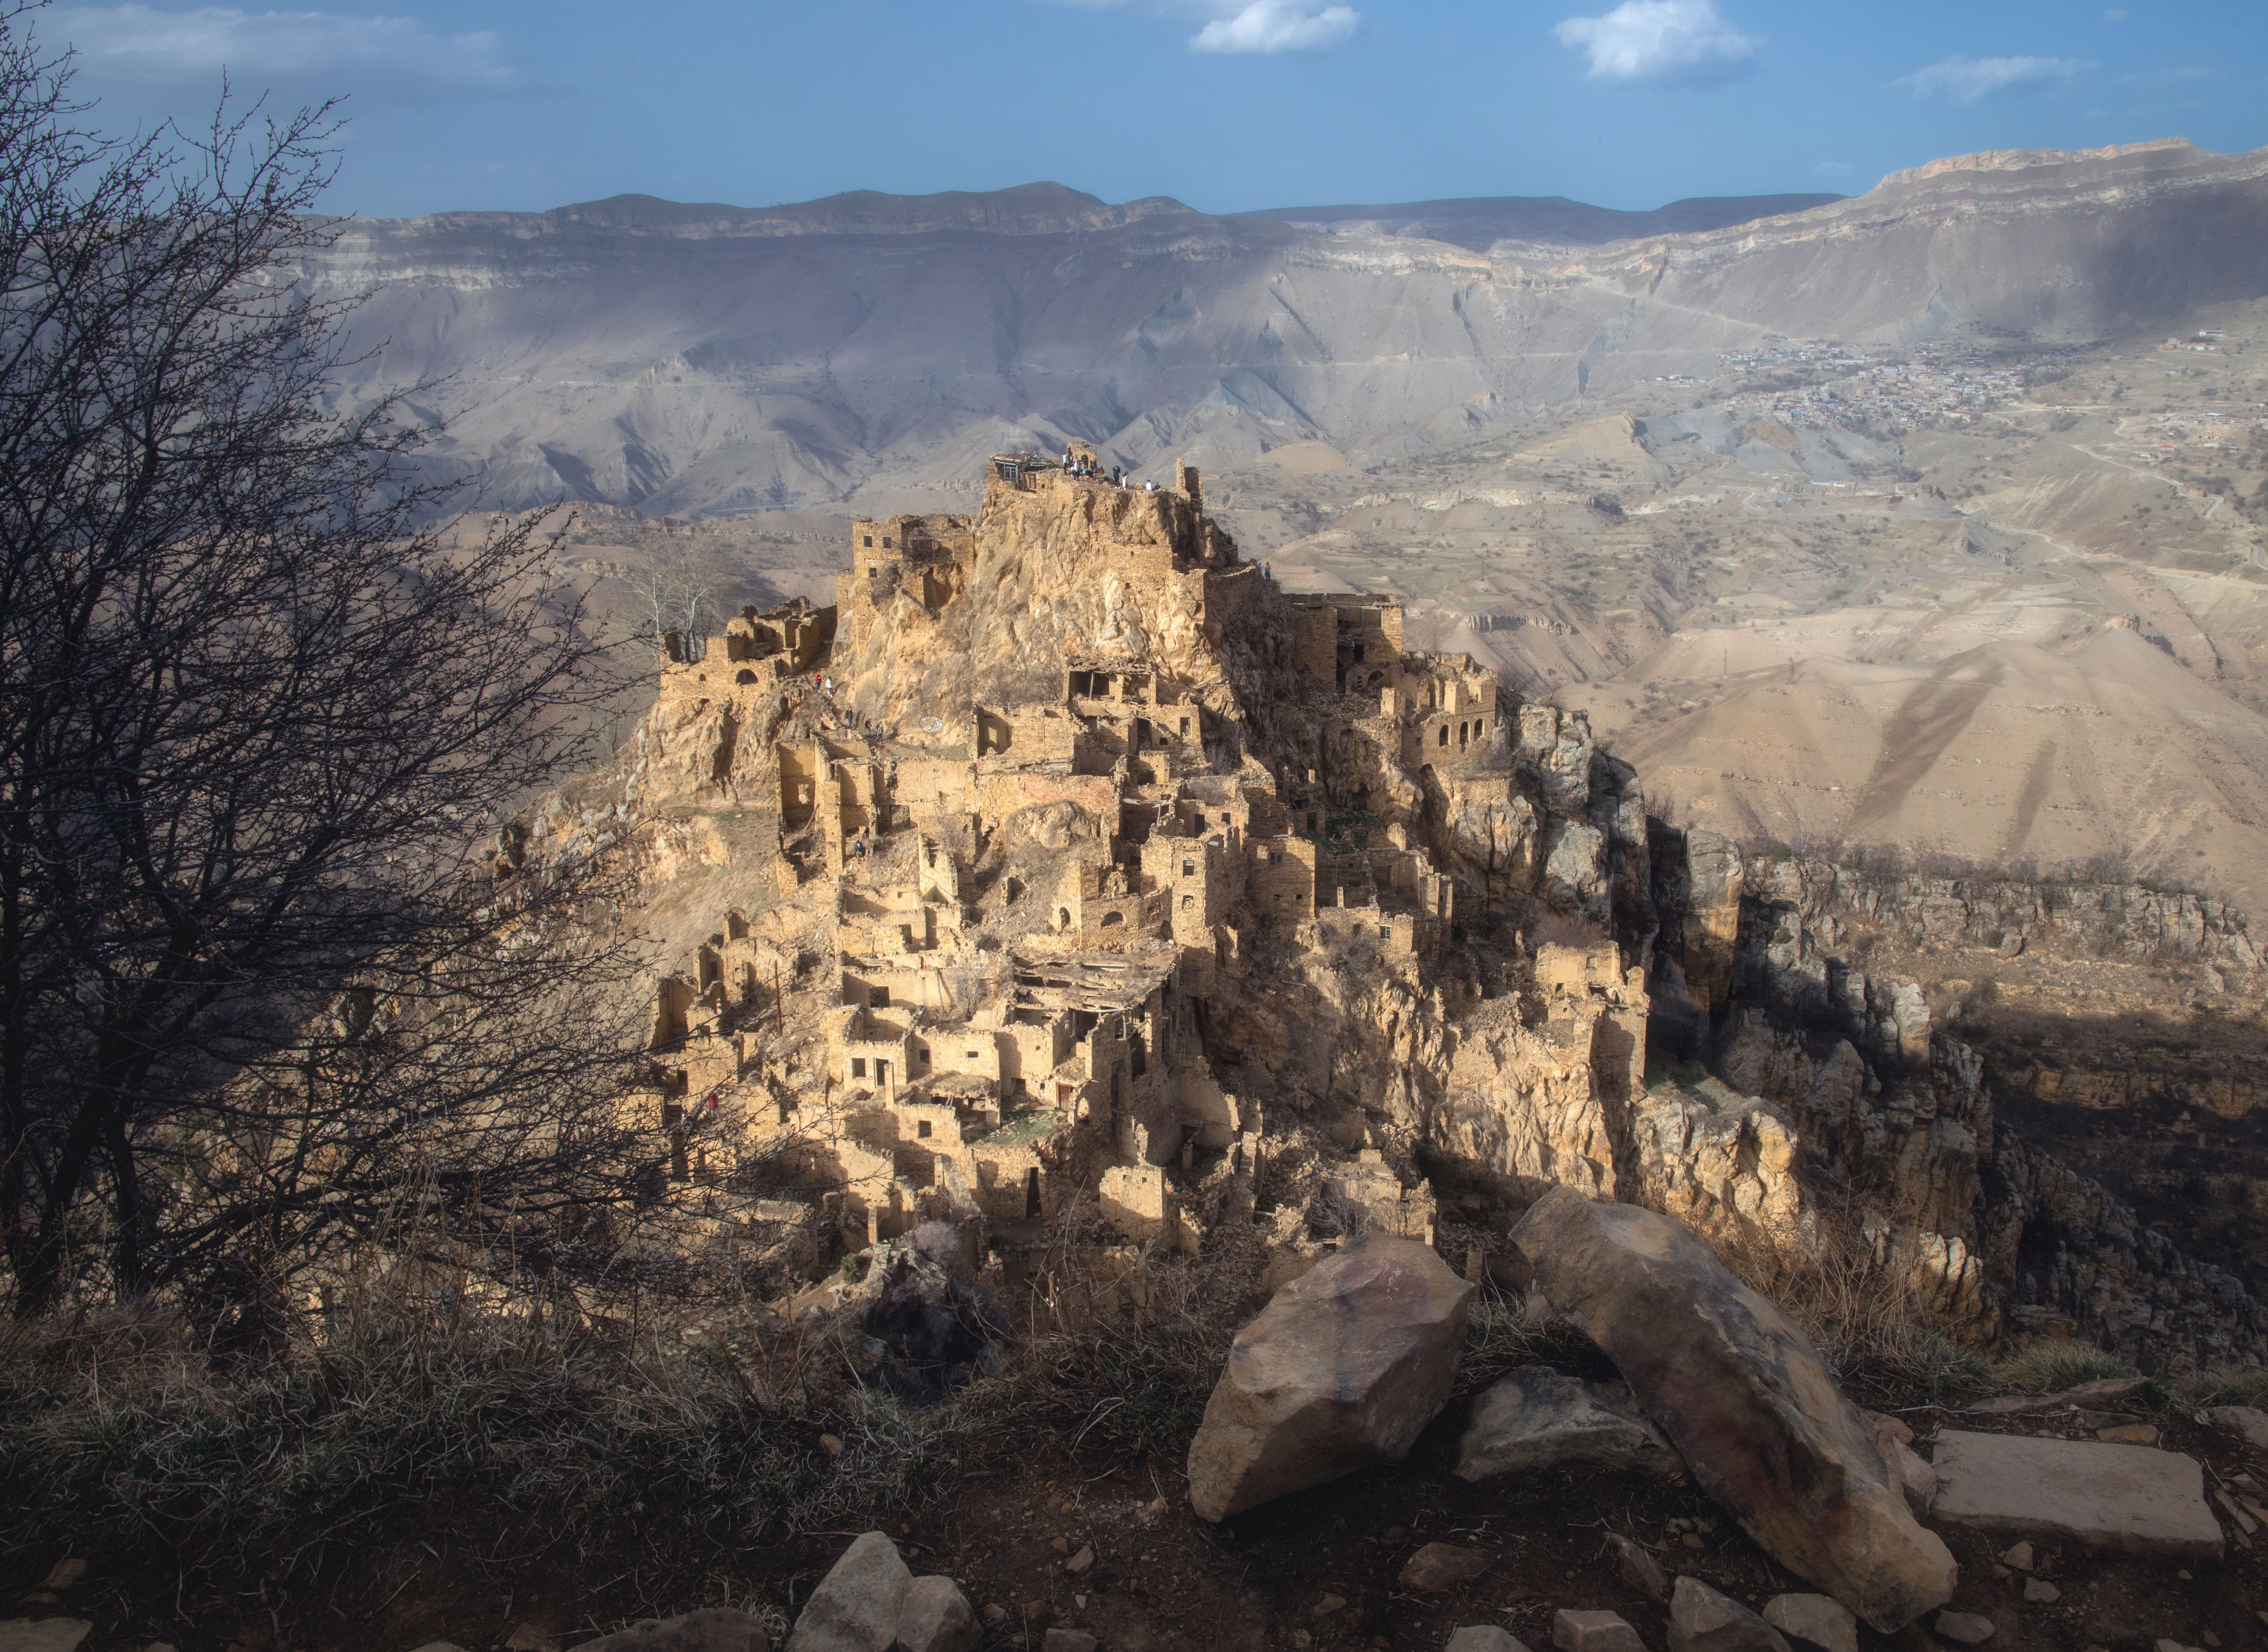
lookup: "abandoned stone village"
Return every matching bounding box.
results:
[346,453,2268,1652]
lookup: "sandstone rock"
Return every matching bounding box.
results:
[1668,1577,1790,1652]
[896,1578,978,1652]
[1509,1187,1956,1631]
[1609,1534,1667,1601]
[1934,1613,1995,1646]
[1995,1542,2031,1571]
[1447,1631,1529,1652]
[1762,1595,1856,1652]
[786,1531,912,1652]
[1552,1610,1645,1652]
[571,1612,767,1652]
[1400,1543,1490,1591]
[1041,1633,1096,1652]
[1860,1410,1940,1515]
[1187,1236,1473,1520]
[1928,1430,2224,1560]
[2021,1579,2059,1605]
[1456,1367,1683,1481]
[0,1626,93,1652]
[2203,1406,2268,1450]
[1064,1545,1094,1575]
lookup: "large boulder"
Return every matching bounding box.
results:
[1508,1187,1956,1632]
[1187,1236,1474,1521]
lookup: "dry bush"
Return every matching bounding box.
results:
[1706,1215,1993,1406]
[0,1267,960,1582]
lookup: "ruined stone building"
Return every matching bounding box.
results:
[589,451,2268,1369]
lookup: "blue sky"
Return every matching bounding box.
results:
[38,0,2268,219]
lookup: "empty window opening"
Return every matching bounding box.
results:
[1100,910,1125,928]
[851,1058,867,1079]
[1181,894,1194,910]
[1438,725,1449,747]
[1179,717,1191,736]
[871,985,889,1008]
[1025,1167,1042,1218]
[736,668,757,684]
[863,535,873,547]
[916,1118,932,1139]
[1182,859,1195,877]
[875,1059,890,1085]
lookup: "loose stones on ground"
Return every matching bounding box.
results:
[1401,1543,1492,1592]
[1447,1630,1530,1652]
[1552,1609,1646,1652]
[785,1532,978,1652]
[1761,1594,1856,1652]
[1933,1611,1996,1646]
[575,1611,769,1652]
[1667,1576,1790,1652]
[2203,1406,2268,1451]
[1609,1534,1668,1601]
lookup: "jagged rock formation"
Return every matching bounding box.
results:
[576,457,2264,1374]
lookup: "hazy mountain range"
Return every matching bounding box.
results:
[318,136,2268,517]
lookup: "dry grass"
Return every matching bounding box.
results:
[1991,1341,2139,1396]
[2181,1366,2268,1410]
[0,1276,960,1581]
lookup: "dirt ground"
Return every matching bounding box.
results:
[10,1376,2261,1652]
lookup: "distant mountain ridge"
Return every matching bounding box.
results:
[1237,192,1845,253]
[317,139,2268,516]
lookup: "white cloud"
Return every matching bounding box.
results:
[1190,0,1358,54]
[1553,0,1760,84]
[1896,54,2086,103]
[48,4,520,95]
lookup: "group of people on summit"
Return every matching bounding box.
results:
[1062,448,1158,491]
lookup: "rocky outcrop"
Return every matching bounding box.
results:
[1187,1236,1474,1521]
[1510,1188,1957,1632]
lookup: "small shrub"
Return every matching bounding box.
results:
[1992,1342,2136,1395]
[2182,1367,2268,1410]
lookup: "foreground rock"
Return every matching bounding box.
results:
[1401,1543,1491,1591]
[1509,1187,1956,1631]
[1553,1611,1644,1652]
[895,1577,979,1652]
[1457,1367,1683,1481]
[1667,1578,1790,1652]
[1928,1431,2225,1560]
[576,1612,768,1652]
[0,1624,93,1652]
[1448,1631,1529,1652]
[1761,1595,1856,1652]
[2203,1405,2268,1451]
[786,1532,911,1652]
[1187,1236,1474,1520]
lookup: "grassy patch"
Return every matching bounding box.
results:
[1991,1342,2137,1395]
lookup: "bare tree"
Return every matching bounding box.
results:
[625,534,732,661]
[0,16,655,1317]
